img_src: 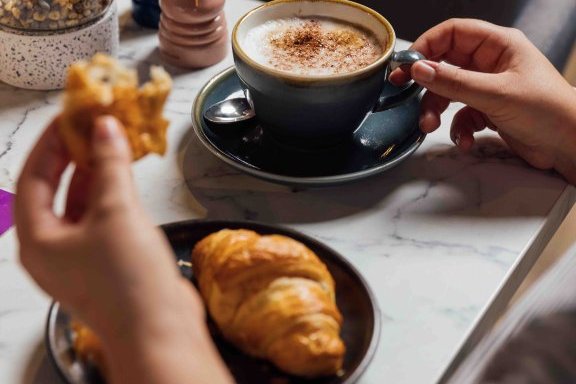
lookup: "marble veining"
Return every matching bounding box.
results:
[0,0,573,383]
[0,103,45,159]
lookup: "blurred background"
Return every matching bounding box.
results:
[357,0,576,74]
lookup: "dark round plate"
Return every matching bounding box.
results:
[46,220,381,384]
[191,66,425,187]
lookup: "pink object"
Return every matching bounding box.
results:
[0,189,14,236]
[159,0,228,68]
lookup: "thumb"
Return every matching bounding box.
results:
[89,116,136,213]
[411,60,502,112]
[92,115,132,170]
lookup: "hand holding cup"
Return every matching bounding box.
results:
[390,19,576,182]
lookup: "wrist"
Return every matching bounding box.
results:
[551,86,576,183]
[99,280,231,383]
[554,111,576,184]
[99,279,205,346]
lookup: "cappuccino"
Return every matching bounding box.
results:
[242,17,384,76]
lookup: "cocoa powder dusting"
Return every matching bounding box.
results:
[265,18,382,75]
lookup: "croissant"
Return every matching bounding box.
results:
[71,320,107,376]
[191,229,346,377]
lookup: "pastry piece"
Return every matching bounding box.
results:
[60,53,172,167]
[192,229,346,377]
[71,320,107,375]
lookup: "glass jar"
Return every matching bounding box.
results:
[0,0,112,32]
[0,0,118,90]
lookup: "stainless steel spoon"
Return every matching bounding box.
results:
[203,98,255,123]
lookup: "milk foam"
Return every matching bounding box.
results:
[242,17,383,76]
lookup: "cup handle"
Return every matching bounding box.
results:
[373,50,425,113]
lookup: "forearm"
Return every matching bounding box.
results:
[101,282,233,384]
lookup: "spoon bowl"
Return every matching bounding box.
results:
[204,97,255,123]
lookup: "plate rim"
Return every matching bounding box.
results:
[191,66,425,187]
[46,301,75,384]
[45,219,382,384]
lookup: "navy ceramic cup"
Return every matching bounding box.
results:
[232,0,424,147]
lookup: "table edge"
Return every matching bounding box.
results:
[435,184,576,384]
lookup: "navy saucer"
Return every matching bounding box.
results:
[191,67,425,187]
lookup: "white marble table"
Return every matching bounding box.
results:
[0,1,574,383]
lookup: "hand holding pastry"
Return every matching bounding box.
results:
[16,52,234,382]
[16,116,232,384]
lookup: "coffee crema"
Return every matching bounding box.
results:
[242,17,384,76]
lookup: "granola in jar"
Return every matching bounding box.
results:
[0,0,110,30]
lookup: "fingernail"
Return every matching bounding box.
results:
[419,113,431,132]
[454,132,461,146]
[461,136,474,151]
[419,111,440,133]
[419,115,426,130]
[413,61,437,83]
[94,116,120,142]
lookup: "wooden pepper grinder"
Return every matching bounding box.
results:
[159,0,228,68]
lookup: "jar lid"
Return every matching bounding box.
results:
[0,0,111,31]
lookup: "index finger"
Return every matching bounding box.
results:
[15,117,70,239]
[390,19,514,84]
[412,19,512,71]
